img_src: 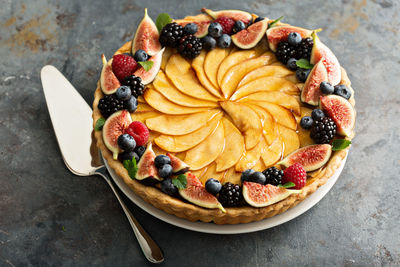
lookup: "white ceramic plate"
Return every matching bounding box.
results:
[104,153,347,234]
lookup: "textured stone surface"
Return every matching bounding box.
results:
[0,0,399,266]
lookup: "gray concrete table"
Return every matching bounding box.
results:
[1,0,399,266]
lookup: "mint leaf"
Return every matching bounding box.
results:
[138,61,154,72]
[172,174,187,189]
[268,16,283,28]
[156,13,173,33]
[278,182,296,189]
[95,118,105,131]
[332,139,352,151]
[296,59,314,70]
[123,156,138,179]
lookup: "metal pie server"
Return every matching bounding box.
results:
[40,65,164,264]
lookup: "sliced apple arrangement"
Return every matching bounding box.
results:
[94,8,355,212]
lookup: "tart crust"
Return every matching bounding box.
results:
[93,39,356,224]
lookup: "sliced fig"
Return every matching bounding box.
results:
[320,95,355,137]
[232,19,269,49]
[103,110,132,160]
[179,173,225,212]
[100,54,121,95]
[278,144,332,172]
[201,8,252,24]
[167,152,189,174]
[133,47,165,85]
[131,8,161,56]
[136,142,162,183]
[310,32,341,86]
[242,182,301,208]
[300,59,328,106]
[266,25,312,52]
[175,14,212,38]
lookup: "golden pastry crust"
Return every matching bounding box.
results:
[93,38,355,224]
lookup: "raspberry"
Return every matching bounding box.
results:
[214,17,235,35]
[125,121,149,146]
[112,54,138,82]
[282,163,306,189]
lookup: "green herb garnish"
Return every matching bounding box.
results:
[278,182,296,189]
[156,13,173,33]
[138,61,154,72]
[268,16,283,28]
[296,59,314,70]
[172,174,187,189]
[332,139,352,151]
[95,118,105,131]
[123,156,138,179]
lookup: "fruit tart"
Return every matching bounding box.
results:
[92,8,356,224]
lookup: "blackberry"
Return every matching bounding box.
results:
[263,167,284,186]
[177,35,202,59]
[97,94,124,118]
[275,37,314,64]
[310,117,337,144]
[122,75,145,98]
[218,182,241,207]
[159,22,183,47]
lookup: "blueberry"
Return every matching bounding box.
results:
[233,20,246,33]
[217,34,231,48]
[161,179,178,196]
[158,164,173,179]
[208,22,223,38]
[334,84,352,100]
[134,146,146,158]
[320,81,334,95]
[117,134,136,151]
[296,68,310,82]
[287,58,298,70]
[205,178,222,195]
[183,23,198,35]
[249,171,266,185]
[133,49,148,62]
[123,96,138,112]
[120,151,139,163]
[254,17,264,23]
[300,116,314,130]
[202,36,216,50]
[311,109,325,121]
[154,155,171,168]
[241,169,255,183]
[116,86,132,101]
[288,32,302,46]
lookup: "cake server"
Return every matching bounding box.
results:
[40,65,164,264]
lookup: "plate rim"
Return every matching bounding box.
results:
[104,153,347,234]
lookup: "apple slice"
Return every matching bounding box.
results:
[199,162,225,185]
[298,107,315,147]
[221,167,242,186]
[235,136,266,172]
[217,50,257,87]
[238,65,293,87]
[137,95,145,103]
[220,53,276,99]
[131,111,162,123]
[144,88,210,115]
[185,122,225,170]
[261,136,283,167]
[146,109,221,135]
[136,102,156,113]
[245,104,278,145]
[238,91,301,115]
[153,71,218,108]
[154,112,222,152]
[165,54,219,101]
[230,77,299,100]
[160,47,174,71]
[277,124,300,157]
[204,48,230,89]
[215,117,245,172]
[249,101,297,130]
[192,50,222,98]
[220,101,262,150]
[253,158,267,172]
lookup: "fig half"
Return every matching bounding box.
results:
[100,54,120,95]
[232,19,269,49]
[131,8,161,56]
[300,59,328,106]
